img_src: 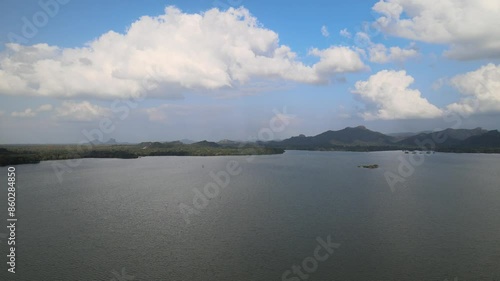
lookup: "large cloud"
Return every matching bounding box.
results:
[372,0,500,60]
[0,7,366,99]
[352,70,442,120]
[447,63,500,115]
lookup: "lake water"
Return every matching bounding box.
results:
[1,151,500,281]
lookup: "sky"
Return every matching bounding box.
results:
[0,0,499,144]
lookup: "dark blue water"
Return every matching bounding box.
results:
[1,151,500,281]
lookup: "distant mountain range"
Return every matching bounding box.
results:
[90,126,500,153]
[2,126,500,166]
[397,127,487,146]
[89,138,127,145]
[267,126,500,152]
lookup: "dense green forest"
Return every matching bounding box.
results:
[0,142,284,166]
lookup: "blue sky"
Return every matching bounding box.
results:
[0,0,499,143]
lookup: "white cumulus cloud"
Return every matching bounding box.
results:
[309,46,368,75]
[340,28,351,38]
[352,70,442,120]
[446,64,500,115]
[372,0,500,60]
[11,108,36,118]
[355,32,418,63]
[55,101,111,121]
[11,104,53,118]
[37,104,53,112]
[0,7,367,100]
[145,104,189,122]
[368,43,418,63]
[321,25,330,37]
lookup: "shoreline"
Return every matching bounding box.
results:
[3,147,500,167]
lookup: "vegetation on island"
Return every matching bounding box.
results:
[0,141,284,166]
[358,164,379,169]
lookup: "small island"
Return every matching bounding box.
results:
[358,164,379,169]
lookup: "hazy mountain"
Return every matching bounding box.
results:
[398,128,488,147]
[89,138,121,145]
[218,139,241,146]
[180,139,196,144]
[272,126,499,152]
[192,140,220,147]
[388,131,432,141]
[105,138,118,145]
[461,130,500,147]
[277,126,396,149]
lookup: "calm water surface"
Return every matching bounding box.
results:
[1,151,500,281]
